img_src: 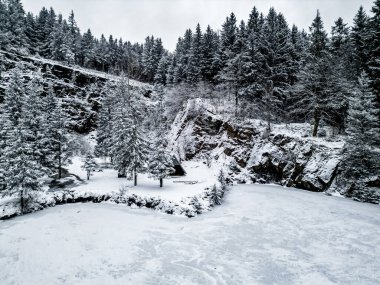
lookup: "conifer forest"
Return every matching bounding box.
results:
[0,1,379,284]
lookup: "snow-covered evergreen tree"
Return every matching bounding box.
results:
[340,73,380,200]
[111,77,149,185]
[95,82,115,160]
[351,6,369,78]
[1,68,46,212]
[147,86,174,187]
[367,0,380,103]
[210,184,224,206]
[42,84,72,179]
[154,55,169,85]
[82,153,98,180]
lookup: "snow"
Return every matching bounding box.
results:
[1,184,379,285]
[67,157,217,203]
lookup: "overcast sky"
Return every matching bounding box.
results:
[22,0,374,51]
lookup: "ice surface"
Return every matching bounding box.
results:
[0,184,379,285]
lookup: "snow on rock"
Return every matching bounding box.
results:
[0,50,153,133]
[168,98,345,194]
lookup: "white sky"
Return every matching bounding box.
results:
[22,0,374,51]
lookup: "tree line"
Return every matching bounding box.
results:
[0,0,165,81]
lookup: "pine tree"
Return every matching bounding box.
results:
[257,10,294,125]
[50,16,66,61]
[367,0,380,104]
[24,12,37,53]
[200,25,218,82]
[80,29,95,67]
[351,6,369,77]
[111,77,149,185]
[340,73,380,200]
[247,6,260,33]
[2,122,45,213]
[0,0,9,50]
[6,0,27,49]
[142,36,155,81]
[154,55,169,85]
[292,11,333,136]
[147,86,174,187]
[82,153,98,180]
[217,169,227,190]
[214,13,237,80]
[166,54,177,85]
[95,82,115,159]
[186,23,202,84]
[210,184,223,206]
[1,68,46,212]
[309,10,328,58]
[331,17,350,53]
[42,84,72,179]
[23,71,50,175]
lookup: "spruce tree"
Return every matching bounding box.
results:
[147,86,174,187]
[82,153,98,180]
[95,82,115,160]
[1,68,46,212]
[210,184,223,206]
[186,23,202,84]
[351,6,369,77]
[309,10,328,58]
[367,0,380,103]
[340,73,380,200]
[0,0,9,49]
[154,55,169,85]
[292,11,332,136]
[200,25,218,82]
[42,84,72,179]
[6,0,27,49]
[111,77,149,185]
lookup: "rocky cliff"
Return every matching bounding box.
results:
[168,99,346,194]
[0,50,152,133]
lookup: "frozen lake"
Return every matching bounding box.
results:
[1,185,379,285]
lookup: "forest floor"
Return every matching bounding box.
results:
[0,184,379,285]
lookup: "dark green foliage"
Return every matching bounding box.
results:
[340,74,380,200]
[210,184,224,206]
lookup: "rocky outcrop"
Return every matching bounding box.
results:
[0,50,152,133]
[169,99,344,193]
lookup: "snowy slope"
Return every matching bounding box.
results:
[0,184,379,285]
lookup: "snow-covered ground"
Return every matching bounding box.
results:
[1,184,379,285]
[67,157,217,203]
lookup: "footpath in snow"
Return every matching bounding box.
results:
[0,184,379,285]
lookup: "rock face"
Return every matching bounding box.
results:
[0,50,152,133]
[168,99,344,193]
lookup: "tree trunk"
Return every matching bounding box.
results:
[20,190,24,214]
[58,140,62,179]
[312,106,321,137]
[160,178,163,188]
[235,85,238,119]
[134,168,137,186]
[87,171,90,181]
